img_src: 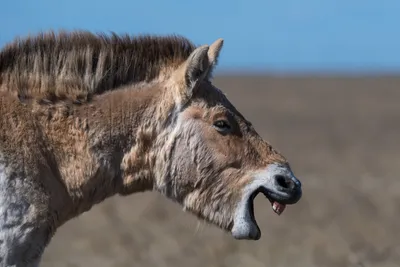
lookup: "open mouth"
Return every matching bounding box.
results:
[232,185,302,240]
[245,187,298,240]
[231,165,302,240]
[249,187,287,220]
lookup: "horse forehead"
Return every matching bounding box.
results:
[193,91,235,113]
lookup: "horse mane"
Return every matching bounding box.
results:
[0,30,197,103]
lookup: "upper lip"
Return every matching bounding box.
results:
[261,185,302,205]
[251,180,302,204]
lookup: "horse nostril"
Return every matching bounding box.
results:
[275,175,295,190]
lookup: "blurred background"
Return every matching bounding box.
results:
[2,1,400,266]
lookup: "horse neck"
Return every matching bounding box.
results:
[40,84,173,221]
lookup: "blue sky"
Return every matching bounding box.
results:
[1,0,400,73]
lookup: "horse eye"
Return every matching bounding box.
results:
[213,120,231,132]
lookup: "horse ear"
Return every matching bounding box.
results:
[183,45,210,95]
[206,38,224,79]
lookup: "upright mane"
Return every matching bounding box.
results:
[0,30,197,103]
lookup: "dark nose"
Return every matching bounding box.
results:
[274,174,301,191]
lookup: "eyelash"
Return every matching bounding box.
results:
[213,120,231,132]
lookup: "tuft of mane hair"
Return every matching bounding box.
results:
[0,30,197,104]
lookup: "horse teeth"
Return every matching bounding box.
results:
[272,202,284,215]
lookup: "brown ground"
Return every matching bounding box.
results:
[42,75,400,267]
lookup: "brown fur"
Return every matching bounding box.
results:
[0,30,301,265]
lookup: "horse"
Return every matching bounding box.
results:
[0,30,302,266]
